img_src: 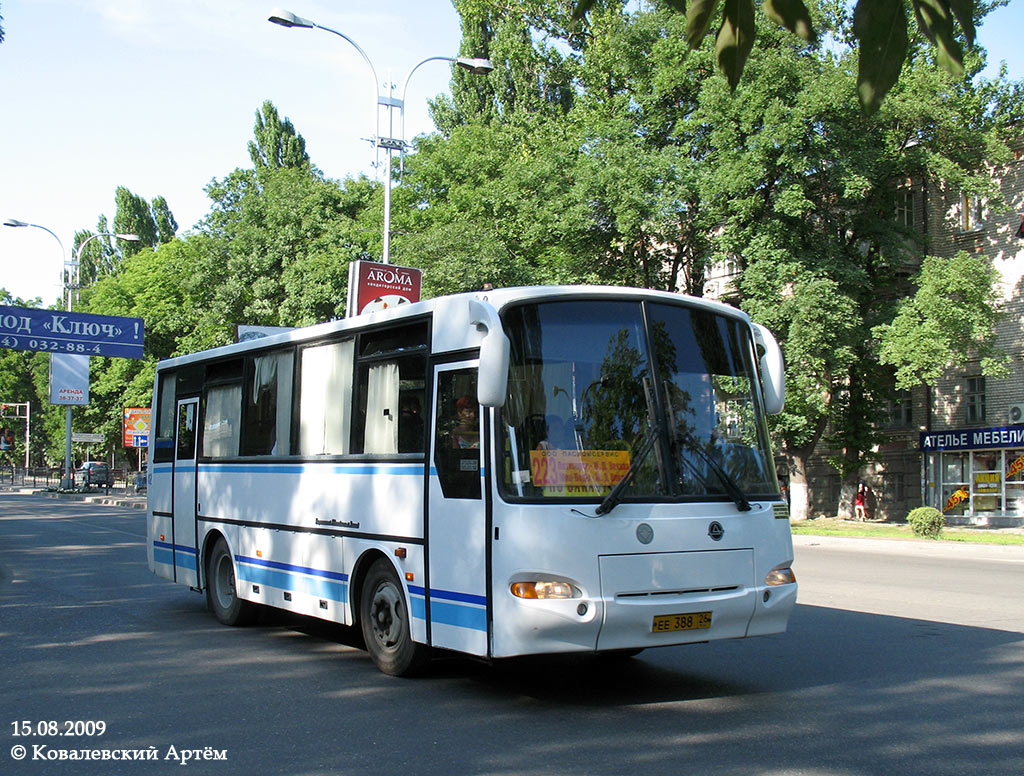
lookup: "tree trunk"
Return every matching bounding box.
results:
[785,451,811,521]
[838,479,857,520]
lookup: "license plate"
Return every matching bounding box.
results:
[652,611,712,633]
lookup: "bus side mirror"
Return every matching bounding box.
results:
[468,299,510,408]
[752,323,785,415]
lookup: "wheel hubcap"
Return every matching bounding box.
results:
[369,583,402,649]
[215,555,235,610]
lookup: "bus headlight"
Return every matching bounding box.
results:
[764,567,796,586]
[510,580,579,599]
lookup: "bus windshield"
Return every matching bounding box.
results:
[499,299,779,505]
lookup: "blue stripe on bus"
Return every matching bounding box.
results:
[153,540,196,571]
[235,555,349,582]
[429,600,488,632]
[408,585,488,632]
[408,585,487,608]
[235,560,348,603]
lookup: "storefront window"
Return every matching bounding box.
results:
[973,452,1001,514]
[1007,448,1024,514]
[941,452,970,515]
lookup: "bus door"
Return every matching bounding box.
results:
[172,398,199,587]
[427,362,489,656]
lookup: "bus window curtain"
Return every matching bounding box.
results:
[364,362,399,454]
[203,383,242,458]
[299,340,353,455]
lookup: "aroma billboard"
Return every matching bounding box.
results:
[347,261,422,316]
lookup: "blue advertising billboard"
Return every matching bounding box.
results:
[0,305,145,359]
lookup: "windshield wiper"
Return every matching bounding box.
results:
[594,423,660,516]
[675,430,752,512]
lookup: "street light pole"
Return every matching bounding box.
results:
[71,231,141,307]
[3,219,68,308]
[268,9,492,264]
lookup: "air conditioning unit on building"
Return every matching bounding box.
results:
[1010,403,1024,425]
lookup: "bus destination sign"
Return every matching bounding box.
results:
[0,305,145,359]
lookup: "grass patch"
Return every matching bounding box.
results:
[790,517,1024,545]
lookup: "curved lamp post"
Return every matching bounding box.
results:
[3,218,68,308]
[71,231,141,306]
[268,8,493,263]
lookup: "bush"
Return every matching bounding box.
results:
[907,507,945,539]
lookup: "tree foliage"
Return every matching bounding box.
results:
[248,100,311,170]
[875,252,1008,388]
[419,0,1017,519]
[74,190,178,287]
[573,0,991,113]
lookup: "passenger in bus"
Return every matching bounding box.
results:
[452,396,479,449]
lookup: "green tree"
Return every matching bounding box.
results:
[152,196,178,244]
[248,100,311,170]
[112,186,159,256]
[695,10,1017,519]
[420,0,1017,520]
[573,0,990,114]
[874,252,1008,388]
[75,190,178,289]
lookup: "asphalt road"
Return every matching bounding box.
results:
[1,492,1022,776]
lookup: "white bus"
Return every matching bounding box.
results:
[147,285,795,675]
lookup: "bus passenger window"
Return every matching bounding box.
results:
[153,372,177,463]
[202,384,241,458]
[242,350,293,456]
[352,322,427,456]
[398,393,425,453]
[298,340,354,456]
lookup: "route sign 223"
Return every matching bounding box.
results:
[0,305,145,359]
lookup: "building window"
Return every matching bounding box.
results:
[886,391,913,428]
[959,192,984,231]
[966,377,986,423]
[895,188,915,228]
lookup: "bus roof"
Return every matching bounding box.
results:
[154,285,751,371]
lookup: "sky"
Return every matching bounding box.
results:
[1,0,1022,307]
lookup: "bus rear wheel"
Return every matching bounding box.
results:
[360,558,429,676]
[206,537,256,626]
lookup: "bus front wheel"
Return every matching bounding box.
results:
[206,537,256,626]
[360,558,428,676]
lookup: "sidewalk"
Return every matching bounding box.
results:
[0,483,147,510]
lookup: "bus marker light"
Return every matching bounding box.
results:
[394,547,407,559]
[405,572,414,582]
[765,568,796,586]
[256,550,263,558]
[159,534,165,541]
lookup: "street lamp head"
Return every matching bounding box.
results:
[455,57,494,75]
[268,8,315,28]
[4,219,30,228]
[116,233,141,241]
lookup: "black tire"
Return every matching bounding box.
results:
[359,558,429,676]
[205,537,256,626]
